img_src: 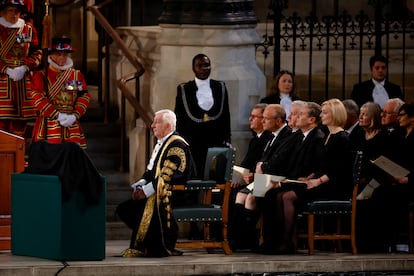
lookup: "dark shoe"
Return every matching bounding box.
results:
[171,249,184,256]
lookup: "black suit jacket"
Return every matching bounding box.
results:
[240,130,273,172]
[286,127,325,179]
[350,79,403,108]
[261,128,325,177]
[347,123,365,151]
[260,125,292,163]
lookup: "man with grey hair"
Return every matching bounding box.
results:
[117,109,196,257]
[381,98,405,132]
[288,100,306,132]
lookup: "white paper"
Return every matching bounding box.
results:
[232,165,250,185]
[357,178,381,200]
[252,173,285,197]
[246,182,254,191]
[371,155,410,178]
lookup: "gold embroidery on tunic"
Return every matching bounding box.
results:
[135,194,155,245]
[167,147,187,172]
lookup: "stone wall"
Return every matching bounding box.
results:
[110,24,265,180]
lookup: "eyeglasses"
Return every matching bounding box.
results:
[381,111,397,116]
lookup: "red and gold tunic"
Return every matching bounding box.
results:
[30,67,90,149]
[0,18,42,120]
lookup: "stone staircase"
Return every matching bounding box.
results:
[81,88,131,240]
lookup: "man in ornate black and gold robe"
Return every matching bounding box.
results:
[116,109,195,257]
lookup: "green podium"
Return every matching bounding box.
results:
[11,173,106,261]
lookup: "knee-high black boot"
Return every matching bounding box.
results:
[243,208,260,249]
[228,203,245,250]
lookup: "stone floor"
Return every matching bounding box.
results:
[1,240,414,276]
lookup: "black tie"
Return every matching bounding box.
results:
[264,134,275,152]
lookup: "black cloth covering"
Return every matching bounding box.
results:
[26,140,103,205]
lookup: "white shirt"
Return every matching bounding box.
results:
[302,128,314,140]
[372,79,389,109]
[346,121,359,134]
[280,93,292,119]
[195,77,213,111]
[142,131,174,197]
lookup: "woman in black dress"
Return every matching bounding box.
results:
[260,70,300,120]
[361,103,414,252]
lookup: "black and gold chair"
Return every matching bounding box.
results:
[298,151,363,255]
[172,147,235,254]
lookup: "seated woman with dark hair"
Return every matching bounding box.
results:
[361,103,414,253]
[260,70,301,120]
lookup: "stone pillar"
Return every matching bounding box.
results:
[154,0,266,165]
[119,1,266,177]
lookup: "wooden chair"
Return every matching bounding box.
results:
[172,147,234,254]
[298,151,363,255]
[409,202,414,254]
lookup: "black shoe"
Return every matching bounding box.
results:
[171,249,183,256]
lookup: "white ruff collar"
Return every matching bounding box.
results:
[48,56,74,71]
[0,17,24,28]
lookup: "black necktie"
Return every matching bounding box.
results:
[264,134,275,152]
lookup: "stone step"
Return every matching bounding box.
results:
[91,154,122,172]
[106,222,130,240]
[81,101,132,240]
[86,137,121,154]
[82,121,121,138]
[106,187,131,205]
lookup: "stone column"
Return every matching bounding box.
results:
[154,0,266,165]
[121,1,266,178]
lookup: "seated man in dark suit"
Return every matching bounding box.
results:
[260,101,325,254]
[231,103,273,189]
[351,55,403,109]
[116,109,195,257]
[230,104,292,251]
[381,98,405,133]
[342,99,365,150]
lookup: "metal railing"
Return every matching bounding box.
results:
[88,0,153,172]
[256,9,414,102]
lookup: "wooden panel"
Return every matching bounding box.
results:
[0,154,14,214]
[0,130,25,251]
[0,225,11,251]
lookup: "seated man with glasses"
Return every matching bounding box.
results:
[381,98,405,133]
[229,104,292,251]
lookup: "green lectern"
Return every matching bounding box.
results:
[11,173,106,261]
